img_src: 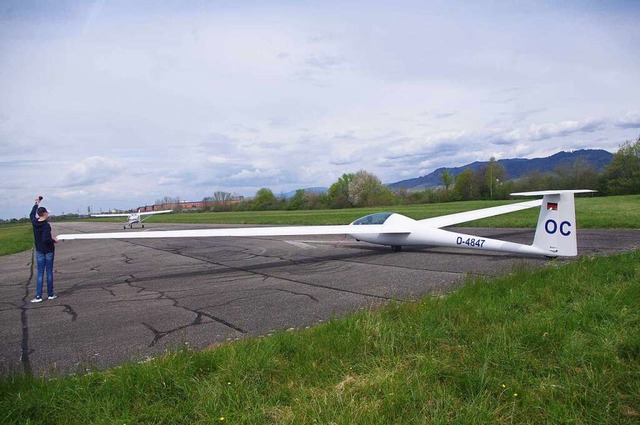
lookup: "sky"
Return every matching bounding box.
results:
[1,0,639,219]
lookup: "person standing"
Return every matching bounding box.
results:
[30,196,58,303]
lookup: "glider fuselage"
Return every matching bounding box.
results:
[348,213,549,256]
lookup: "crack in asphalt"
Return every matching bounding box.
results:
[62,304,78,321]
[122,255,133,264]
[123,275,146,293]
[266,287,319,302]
[101,287,116,297]
[143,308,246,348]
[0,301,21,312]
[122,274,247,346]
[20,249,35,376]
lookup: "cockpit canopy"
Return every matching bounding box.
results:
[351,212,394,225]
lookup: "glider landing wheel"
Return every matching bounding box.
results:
[123,225,127,230]
[391,245,402,252]
[142,224,145,228]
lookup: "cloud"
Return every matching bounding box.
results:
[510,108,547,124]
[384,131,468,160]
[61,156,126,187]
[528,119,608,141]
[225,168,283,186]
[304,54,345,70]
[615,111,640,129]
[433,111,458,120]
[486,128,522,146]
[293,54,349,84]
[0,159,45,169]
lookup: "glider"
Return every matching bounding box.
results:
[59,190,593,258]
[91,209,173,229]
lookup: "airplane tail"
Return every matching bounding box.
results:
[511,190,595,257]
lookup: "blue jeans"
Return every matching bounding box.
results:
[35,251,54,298]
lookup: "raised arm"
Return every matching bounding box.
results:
[29,196,40,224]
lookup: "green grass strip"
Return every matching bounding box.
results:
[1,251,639,424]
[105,194,640,228]
[0,224,33,256]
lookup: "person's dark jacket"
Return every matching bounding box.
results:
[30,204,55,254]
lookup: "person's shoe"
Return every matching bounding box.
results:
[31,297,43,303]
[48,294,58,300]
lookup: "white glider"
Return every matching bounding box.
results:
[91,209,173,229]
[60,190,594,257]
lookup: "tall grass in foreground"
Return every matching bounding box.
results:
[2,251,639,424]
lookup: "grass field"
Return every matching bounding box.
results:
[1,251,638,423]
[98,194,640,228]
[0,224,33,256]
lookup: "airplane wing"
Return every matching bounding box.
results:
[418,199,542,228]
[91,213,132,218]
[139,210,173,216]
[57,224,410,241]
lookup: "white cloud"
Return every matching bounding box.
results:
[61,156,126,187]
[486,128,522,146]
[225,168,283,186]
[528,119,608,141]
[615,111,640,129]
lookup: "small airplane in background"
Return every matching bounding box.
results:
[62,190,594,258]
[91,209,173,229]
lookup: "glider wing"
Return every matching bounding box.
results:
[57,224,409,241]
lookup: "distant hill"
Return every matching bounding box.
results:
[387,149,613,190]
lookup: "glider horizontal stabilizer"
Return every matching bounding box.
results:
[418,199,542,228]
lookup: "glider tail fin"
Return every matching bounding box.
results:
[511,190,594,257]
[533,192,578,257]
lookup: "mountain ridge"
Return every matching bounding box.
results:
[387,149,613,190]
